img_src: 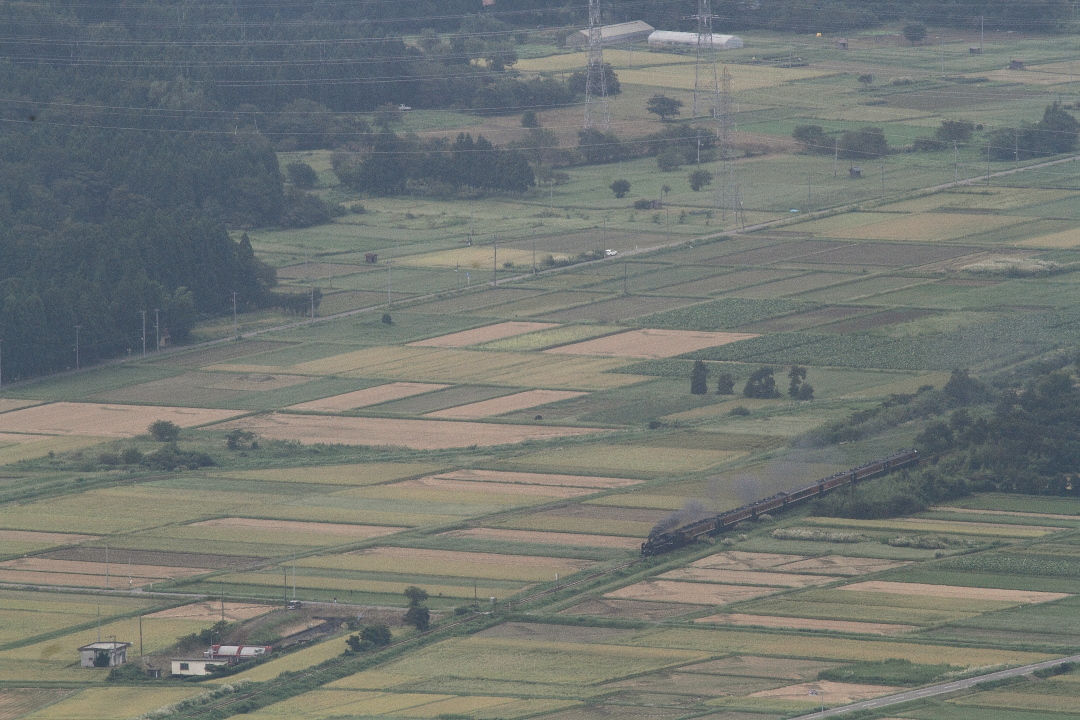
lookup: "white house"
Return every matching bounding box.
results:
[171,659,227,677]
[648,31,744,49]
[78,641,130,668]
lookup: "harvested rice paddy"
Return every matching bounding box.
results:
[546,329,759,359]
[0,402,241,437]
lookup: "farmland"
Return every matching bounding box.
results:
[4,23,1080,720]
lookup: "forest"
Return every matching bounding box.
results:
[812,362,1080,520]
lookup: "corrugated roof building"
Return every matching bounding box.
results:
[565,21,654,47]
[648,31,744,49]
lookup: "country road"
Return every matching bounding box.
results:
[791,653,1080,718]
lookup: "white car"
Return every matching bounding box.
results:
[605,249,617,257]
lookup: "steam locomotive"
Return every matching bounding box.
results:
[640,449,920,556]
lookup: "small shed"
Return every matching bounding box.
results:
[835,38,848,50]
[648,31,744,49]
[171,659,227,677]
[849,166,863,178]
[365,252,378,263]
[78,641,131,668]
[969,46,983,54]
[565,21,654,47]
[1010,59,1025,70]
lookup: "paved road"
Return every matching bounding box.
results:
[791,653,1080,718]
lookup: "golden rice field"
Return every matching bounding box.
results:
[624,628,1052,667]
[379,636,711,685]
[882,187,1074,213]
[821,213,1027,243]
[18,687,203,720]
[0,436,104,465]
[337,483,562,507]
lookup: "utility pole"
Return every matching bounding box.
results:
[0,339,3,389]
[74,325,81,370]
[139,310,146,357]
[492,237,498,286]
[231,292,238,337]
[807,171,812,213]
[154,309,160,352]
[953,140,960,182]
[880,159,885,199]
[387,261,392,307]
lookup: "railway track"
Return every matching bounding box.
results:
[179,559,641,718]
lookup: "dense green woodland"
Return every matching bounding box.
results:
[0,125,278,378]
[812,364,1080,519]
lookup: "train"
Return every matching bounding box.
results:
[640,449,920,556]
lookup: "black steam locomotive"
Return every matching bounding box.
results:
[640,449,920,556]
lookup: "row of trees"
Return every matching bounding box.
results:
[794,104,1080,161]
[691,363,814,400]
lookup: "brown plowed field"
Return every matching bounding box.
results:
[146,601,274,621]
[189,518,402,537]
[659,569,833,588]
[409,321,557,347]
[558,598,700,620]
[0,530,97,545]
[695,613,917,635]
[288,383,450,412]
[750,680,900,704]
[0,403,242,437]
[218,413,604,450]
[435,469,641,488]
[691,551,806,570]
[605,580,778,605]
[546,328,758,359]
[425,390,586,419]
[441,528,641,549]
[0,569,160,588]
[776,556,908,576]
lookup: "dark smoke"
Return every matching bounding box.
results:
[649,500,712,538]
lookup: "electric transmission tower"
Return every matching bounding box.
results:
[692,0,720,119]
[716,66,741,222]
[583,0,609,129]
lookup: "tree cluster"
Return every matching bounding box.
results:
[989,103,1080,160]
[403,586,431,631]
[332,133,534,196]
